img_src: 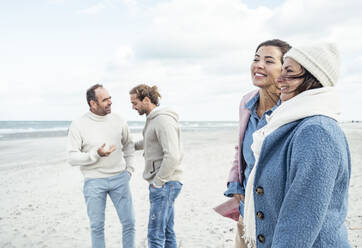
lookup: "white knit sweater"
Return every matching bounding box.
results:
[67,111,135,178]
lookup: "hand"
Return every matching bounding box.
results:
[97,144,116,157]
[151,183,162,189]
[233,194,245,203]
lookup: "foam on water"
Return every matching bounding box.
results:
[0,127,69,134]
[0,121,238,140]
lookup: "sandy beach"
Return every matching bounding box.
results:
[0,124,361,248]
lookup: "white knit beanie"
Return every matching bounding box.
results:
[284,43,340,87]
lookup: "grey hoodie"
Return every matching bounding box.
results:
[135,107,183,186]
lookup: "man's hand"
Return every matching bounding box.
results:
[233,194,245,203]
[151,183,162,189]
[97,144,116,157]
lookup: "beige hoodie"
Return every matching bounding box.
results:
[135,107,183,186]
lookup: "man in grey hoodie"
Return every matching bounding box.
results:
[130,84,183,248]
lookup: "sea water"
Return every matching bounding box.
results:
[0,121,238,141]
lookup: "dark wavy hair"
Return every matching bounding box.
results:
[129,84,162,106]
[256,39,292,63]
[282,66,323,94]
[86,84,103,106]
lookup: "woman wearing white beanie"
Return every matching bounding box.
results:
[242,43,351,247]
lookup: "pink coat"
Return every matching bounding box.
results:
[214,90,258,221]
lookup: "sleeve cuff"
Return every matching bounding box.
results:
[126,167,134,176]
[224,182,244,197]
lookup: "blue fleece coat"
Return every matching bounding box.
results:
[253,115,351,247]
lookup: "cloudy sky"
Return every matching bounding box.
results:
[1,0,361,121]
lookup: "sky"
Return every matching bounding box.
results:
[1,0,361,121]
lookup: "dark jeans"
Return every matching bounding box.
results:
[148,181,182,248]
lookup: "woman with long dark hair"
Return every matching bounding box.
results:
[215,39,291,247]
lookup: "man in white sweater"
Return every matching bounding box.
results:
[68,84,135,248]
[129,84,183,248]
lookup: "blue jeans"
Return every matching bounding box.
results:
[83,171,135,248]
[148,181,182,248]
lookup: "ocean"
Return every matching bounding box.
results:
[0,121,238,141]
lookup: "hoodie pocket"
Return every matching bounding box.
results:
[148,159,162,175]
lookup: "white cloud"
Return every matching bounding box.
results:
[77,2,106,15]
[1,0,362,121]
[268,0,362,41]
[47,0,66,3]
[134,0,271,60]
[97,0,276,120]
[91,0,362,121]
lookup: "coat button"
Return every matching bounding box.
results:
[256,186,264,195]
[258,234,265,243]
[256,211,264,220]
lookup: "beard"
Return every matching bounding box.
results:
[96,105,111,116]
[104,106,111,114]
[137,108,146,115]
